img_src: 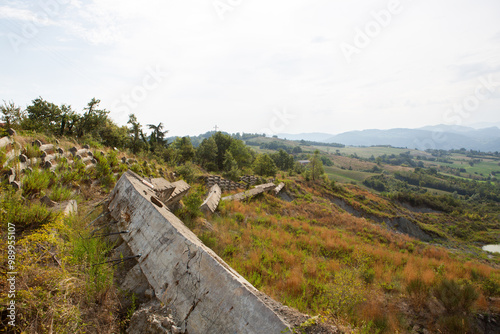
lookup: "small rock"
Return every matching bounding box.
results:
[10,181,20,189]
[26,167,33,173]
[83,144,90,149]
[33,139,42,147]
[55,139,60,144]
[57,147,64,154]
[161,318,173,329]
[19,154,28,162]
[7,128,16,136]
[44,161,52,169]
[40,195,57,207]
[122,157,127,163]
[171,325,182,334]
[69,146,78,155]
[145,288,155,299]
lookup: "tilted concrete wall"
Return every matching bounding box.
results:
[107,172,291,334]
[221,183,276,202]
[200,184,221,213]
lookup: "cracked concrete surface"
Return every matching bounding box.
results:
[107,171,291,334]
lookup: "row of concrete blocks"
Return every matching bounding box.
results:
[221,182,285,202]
[4,138,98,189]
[240,175,259,185]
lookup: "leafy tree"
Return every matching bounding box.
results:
[147,122,168,146]
[213,132,233,170]
[174,136,195,164]
[1,100,24,129]
[308,150,324,181]
[75,98,109,139]
[228,139,254,168]
[223,151,240,181]
[59,104,79,136]
[127,114,146,153]
[223,151,238,172]
[271,149,295,171]
[196,137,218,171]
[253,153,277,177]
[23,97,62,134]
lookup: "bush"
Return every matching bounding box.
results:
[327,268,366,316]
[22,168,53,197]
[0,189,58,233]
[433,279,478,315]
[49,184,73,202]
[176,162,196,183]
[406,277,429,308]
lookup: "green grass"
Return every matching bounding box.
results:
[312,146,424,159]
[22,168,54,197]
[324,166,377,184]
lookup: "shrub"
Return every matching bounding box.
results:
[0,189,57,232]
[22,168,53,197]
[406,277,429,309]
[327,268,366,316]
[176,162,196,183]
[49,184,73,202]
[433,279,478,315]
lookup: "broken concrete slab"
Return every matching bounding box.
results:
[107,172,291,334]
[221,183,276,202]
[39,144,55,153]
[40,195,57,207]
[200,184,221,214]
[150,178,176,204]
[274,182,285,195]
[10,181,20,190]
[0,136,12,149]
[53,200,77,216]
[165,180,190,207]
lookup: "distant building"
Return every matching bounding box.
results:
[298,160,310,166]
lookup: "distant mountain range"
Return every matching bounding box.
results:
[278,125,500,152]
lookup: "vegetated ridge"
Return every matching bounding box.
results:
[0,98,499,333]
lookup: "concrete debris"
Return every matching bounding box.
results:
[274,182,285,195]
[150,178,175,203]
[52,200,77,216]
[107,172,292,334]
[9,181,20,189]
[199,184,221,213]
[165,180,190,208]
[40,195,57,207]
[0,136,12,149]
[127,300,177,334]
[222,183,276,202]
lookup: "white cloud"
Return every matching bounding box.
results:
[1,0,500,136]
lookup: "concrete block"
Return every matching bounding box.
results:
[53,200,77,216]
[200,184,221,214]
[222,183,276,202]
[274,182,285,195]
[0,136,12,149]
[107,172,291,334]
[165,180,190,208]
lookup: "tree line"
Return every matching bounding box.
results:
[1,98,326,181]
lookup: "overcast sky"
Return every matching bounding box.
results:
[1,0,500,137]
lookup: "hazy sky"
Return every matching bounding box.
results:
[1,0,500,136]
